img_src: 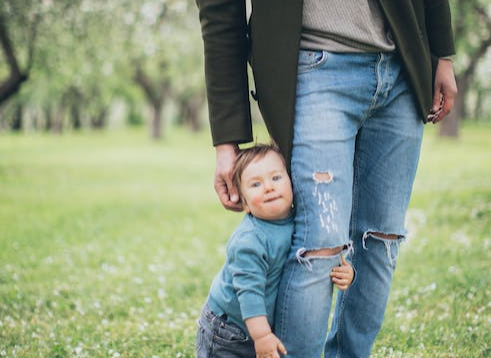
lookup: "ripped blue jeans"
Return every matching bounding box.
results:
[274,51,424,358]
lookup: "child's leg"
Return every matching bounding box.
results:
[197,304,255,358]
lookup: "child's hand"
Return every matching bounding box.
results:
[254,332,287,358]
[330,256,354,290]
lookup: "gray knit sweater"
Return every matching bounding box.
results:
[301,0,395,52]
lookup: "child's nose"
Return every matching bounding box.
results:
[264,180,274,191]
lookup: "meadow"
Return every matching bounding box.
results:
[0,124,489,357]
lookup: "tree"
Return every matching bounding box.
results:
[117,0,204,139]
[440,0,491,137]
[0,1,40,106]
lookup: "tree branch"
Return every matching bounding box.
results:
[461,3,491,81]
[461,34,491,82]
[26,12,41,71]
[474,4,491,31]
[133,64,160,105]
[0,12,29,105]
[0,12,22,77]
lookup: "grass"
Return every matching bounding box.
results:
[0,123,489,357]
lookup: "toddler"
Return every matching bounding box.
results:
[196,144,353,358]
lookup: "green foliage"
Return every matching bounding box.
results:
[0,124,489,357]
[0,0,205,131]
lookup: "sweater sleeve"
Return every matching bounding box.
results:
[228,233,269,321]
[425,0,455,57]
[195,0,253,146]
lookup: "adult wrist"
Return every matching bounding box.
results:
[215,143,239,156]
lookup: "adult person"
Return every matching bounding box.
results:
[195,0,457,357]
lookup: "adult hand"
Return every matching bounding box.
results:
[214,143,243,212]
[427,59,458,124]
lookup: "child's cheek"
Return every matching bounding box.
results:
[250,195,263,208]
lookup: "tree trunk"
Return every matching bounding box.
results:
[151,102,163,139]
[71,104,82,129]
[52,110,63,134]
[91,109,107,129]
[474,88,484,121]
[187,96,203,132]
[44,106,52,131]
[133,64,170,140]
[11,104,23,131]
[439,77,468,138]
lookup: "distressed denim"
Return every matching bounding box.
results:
[196,303,255,358]
[274,51,424,358]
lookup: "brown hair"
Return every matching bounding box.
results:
[232,143,286,194]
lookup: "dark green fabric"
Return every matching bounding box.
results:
[196,0,455,166]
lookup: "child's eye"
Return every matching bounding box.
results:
[251,182,261,188]
[272,175,282,181]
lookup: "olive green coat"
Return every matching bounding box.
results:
[196,0,455,165]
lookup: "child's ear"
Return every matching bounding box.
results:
[241,197,251,214]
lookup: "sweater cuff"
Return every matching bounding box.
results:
[239,292,267,321]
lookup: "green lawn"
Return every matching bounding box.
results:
[0,124,489,357]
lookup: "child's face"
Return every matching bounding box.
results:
[239,151,293,220]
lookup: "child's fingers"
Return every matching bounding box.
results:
[331,267,351,275]
[340,255,348,266]
[332,276,351,291]
[332,276,350,283]
[332,269,352,281]
[330,274,350,283]
[332,276,349,287]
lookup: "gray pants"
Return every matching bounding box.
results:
[196,304,255,358]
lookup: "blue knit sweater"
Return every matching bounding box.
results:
[207,212,294,335]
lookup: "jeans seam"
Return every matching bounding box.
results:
[292,159,309,246]
[360,53,383,125]
[278,262,297,340]
[333,141,361,358]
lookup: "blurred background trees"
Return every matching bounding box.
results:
[0,0,489,138]
[440,0,491,137]
[0,0,204,137]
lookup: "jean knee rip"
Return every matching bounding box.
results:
[362,230,406,265]
[312,170,340,234]
[295,241,354,271]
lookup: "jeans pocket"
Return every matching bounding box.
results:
[214,318,248,345]
[297,50,328,73]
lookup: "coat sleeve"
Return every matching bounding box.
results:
[196,0,253,146]
[424,0,455,57]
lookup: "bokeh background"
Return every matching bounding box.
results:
[0,1,490,357]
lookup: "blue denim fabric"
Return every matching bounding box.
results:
[274,51,424,358]
[196,303,255,358]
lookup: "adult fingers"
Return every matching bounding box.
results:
[434,91,456,123]
[214,143,242,211]
[214,173,242,212]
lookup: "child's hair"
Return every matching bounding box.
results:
[232,143,286,193]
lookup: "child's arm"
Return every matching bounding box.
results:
[245,316,287,358]
[330,256,354,290]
